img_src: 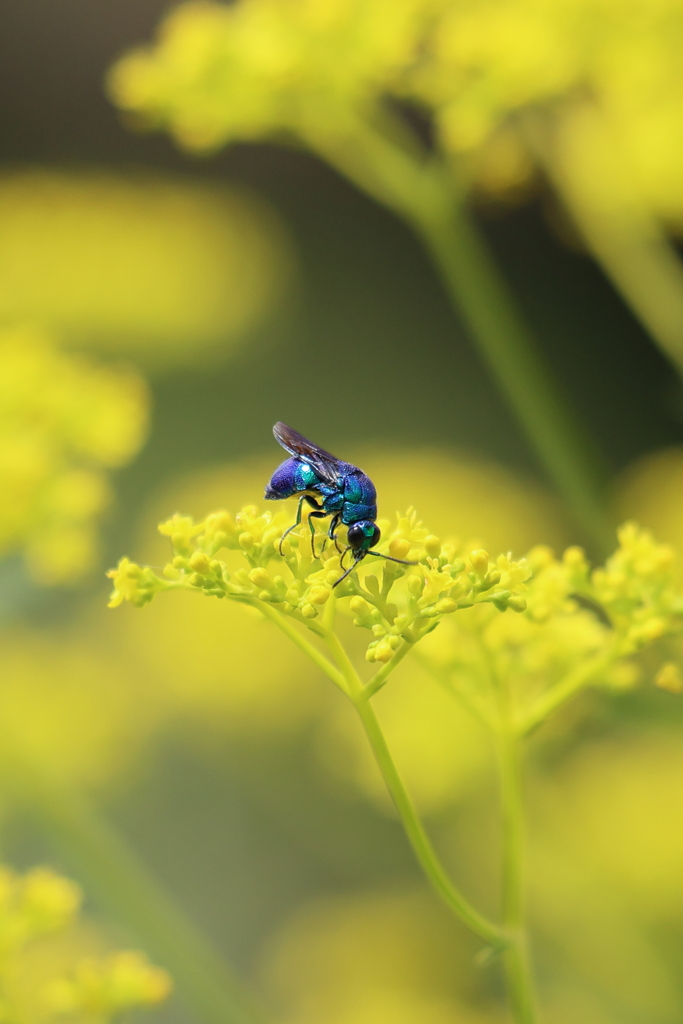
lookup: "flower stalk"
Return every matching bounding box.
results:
[108,505,683,1024]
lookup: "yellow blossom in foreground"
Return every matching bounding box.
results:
[108,504,530,666]
[110,502,683,810]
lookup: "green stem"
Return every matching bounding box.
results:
[323,632,505,948]
[257,603,348,694]
[307,113,611,555]
[496,684,539,1024]
[23,778,266,1024]
[413,651,495,731]
[523,106,683,380]
[363,640,414,698]
[413,205,610,555]
[354,696,504,947]
[518,645,620,736]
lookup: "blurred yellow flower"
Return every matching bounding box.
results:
[0,170,292,365]
[108,0,683,224]
[0,865,170,1024]
[0,627,165,791]
[108,0,444,150]
[259,889,496,1024]
[615,446,683,563]
[0,868,80,960]
[48,951,171,1021]
[0,326,148,583]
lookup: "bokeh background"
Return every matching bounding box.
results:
[2,2,683,1022]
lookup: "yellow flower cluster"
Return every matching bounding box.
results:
[108,0,683,220]
[417,521,683,740]
[107,0,443,151]
[110,504,683,712]
[590,521,683,649]
[48,951,171,1021]
[0,865,170,1023]
[0,867,80,958]
[108,505,530,662]
[414,0,683,215]
[0,326,148,583]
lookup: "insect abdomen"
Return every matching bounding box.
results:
[264,458,323,499]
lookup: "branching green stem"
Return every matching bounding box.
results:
[259,606,504,943]
[413,651,495,731]
[321,628,506,949]
[306,111,611,555]
[363,640,414,698]
[518,644,621,736]
[257,602,348,695]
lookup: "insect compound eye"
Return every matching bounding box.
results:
[346,523,365,550]
[367,523,380,549]
[347,521,380,551]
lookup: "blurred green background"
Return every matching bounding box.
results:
[2,2,683,1023]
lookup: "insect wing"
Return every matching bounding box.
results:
[272,422,340,485]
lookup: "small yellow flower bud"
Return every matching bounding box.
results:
[163,565,181,580]
[424,535,441,557]
[286,588,301,605]
[172,556,189,569]
[374,641,394,662]
[435,597,457,614]
[301,603,318,619]
[238,532,254,550]
[349,596,371,616]
[371,624,386,637]
[507,595,528,613]
[188,573,203,587]
[389,538,411,560]
[654,662,683,693]
[248,567,270,588]
[407,574,423,597]
[469,549,489,575]
[308,585,330,605]
[188,552,211,574]
[236,505,258,524]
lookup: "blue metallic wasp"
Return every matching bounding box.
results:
[264,422,415,586]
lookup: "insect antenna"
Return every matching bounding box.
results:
[367,551,417,566]
[332,556,363,588]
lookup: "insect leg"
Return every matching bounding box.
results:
[324,514,341,555]
[279,495,307,555]
[307,508,329,558]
